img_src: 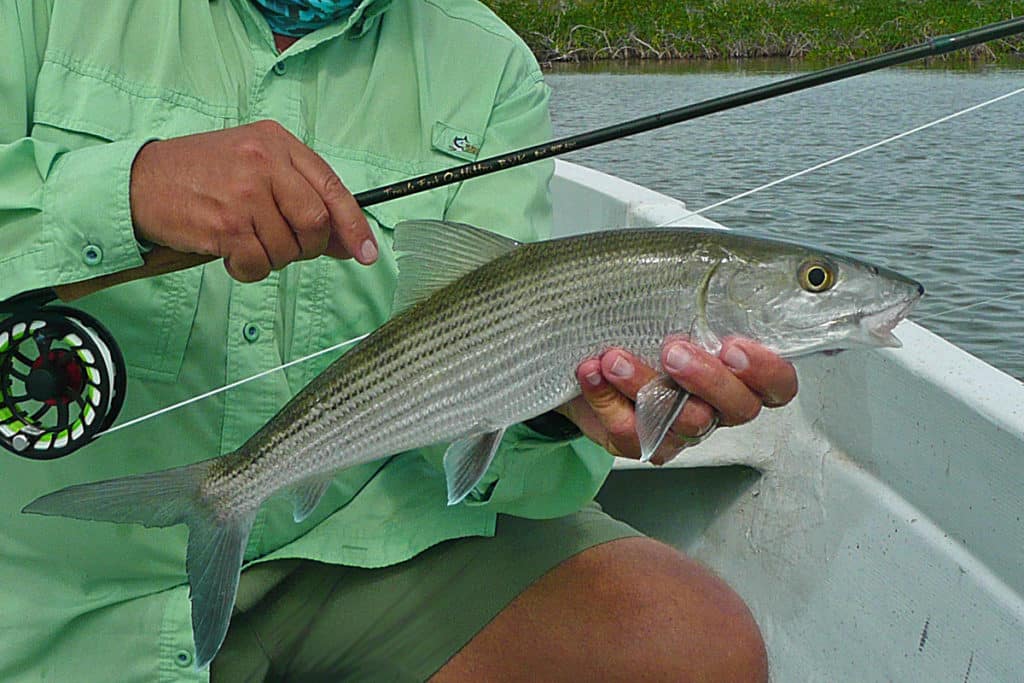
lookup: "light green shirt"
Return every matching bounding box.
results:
[0,1,613,680]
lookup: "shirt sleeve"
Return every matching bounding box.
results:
[0,1,147,302]
[425,44,615,520]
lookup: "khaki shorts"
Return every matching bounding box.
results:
[211,502,640,682]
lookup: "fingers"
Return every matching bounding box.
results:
[287,141,377,264]
[568,340,798,464]
[223,229,272,283]
[718,338,798,408]
[661,338,799,427]
[228,177,307,280]
[129,120,378,286]
[661,340,763,427]
[270,170,331,261]
[574,358,635,458]
[574,350,717,461]
[599,350,716,439]
[251,187,305,270]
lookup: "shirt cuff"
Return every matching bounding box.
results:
[41,137,156,285]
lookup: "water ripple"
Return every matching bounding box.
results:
[548,65,1024,380]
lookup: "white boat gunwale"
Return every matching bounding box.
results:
[552,159,1024,682]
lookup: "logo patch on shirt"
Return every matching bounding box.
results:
[432,122,483,161]
[450,135,479,156]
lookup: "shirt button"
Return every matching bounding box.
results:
[242,322,261,343]
[82,244,103,266]
[272,61,287,76]
[174,650,193,668]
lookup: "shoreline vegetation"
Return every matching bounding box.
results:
[483,1,1024,63]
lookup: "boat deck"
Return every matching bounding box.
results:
[552,160,1024,681]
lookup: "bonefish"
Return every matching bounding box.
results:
[24,220,923,667]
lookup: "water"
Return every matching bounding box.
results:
[546,62,1024,380]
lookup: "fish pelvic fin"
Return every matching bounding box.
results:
[22,458,256,671]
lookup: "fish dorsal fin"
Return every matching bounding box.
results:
[443,427,506,506]
[286,475,334,523]
[391,220,521,314]
[635,374,691,463]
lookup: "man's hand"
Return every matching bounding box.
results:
[129,120,377,283]
[558,338,798,465]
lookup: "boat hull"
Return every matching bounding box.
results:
[553,160,1024,682]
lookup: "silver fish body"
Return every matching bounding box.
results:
[24,221,923,668]
[222,228,746,506]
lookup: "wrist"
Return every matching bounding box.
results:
[128,139,164,247]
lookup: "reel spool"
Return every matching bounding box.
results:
[0,305,125,459]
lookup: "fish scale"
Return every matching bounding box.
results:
[23,220,923,669]
[217,229,717,505]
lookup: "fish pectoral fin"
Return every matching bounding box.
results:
[443,427,506,506]
[635,374,690,463]
[286,475,334,523]
[391,220,521,314]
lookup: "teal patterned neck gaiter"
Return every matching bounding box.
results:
[251,0,358,36]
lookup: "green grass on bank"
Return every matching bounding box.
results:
[482,1,1024,62]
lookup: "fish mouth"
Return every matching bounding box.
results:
[858,294,922,348]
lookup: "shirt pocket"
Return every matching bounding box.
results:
[31,52,238,142]
[76,272,204,382]
[29,57,235,381]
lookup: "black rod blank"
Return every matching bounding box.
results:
[354,16,1024,207]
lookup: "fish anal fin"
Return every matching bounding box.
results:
[286,475,334,523]
[443,427,506,506]
[391,220,520,314]
[635,375,690,463]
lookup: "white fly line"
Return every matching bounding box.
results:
[102,85,1024,436]
[657,86,1024,224]
[102,333,369,436]
[912,290,1024,325]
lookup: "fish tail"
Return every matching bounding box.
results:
[22,458,255,670]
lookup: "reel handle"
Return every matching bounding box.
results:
[54,248,215,302]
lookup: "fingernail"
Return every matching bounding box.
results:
[360,239,378,263]
[664,344,692,372]
[584,370,603,387]
[723,345,749,372]
[608,355,633,380]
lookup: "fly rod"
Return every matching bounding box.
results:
[355,16,1024,205]
[27,14,1024,303]
[1,16,1022,459]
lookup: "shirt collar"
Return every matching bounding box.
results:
[231,0,394,53]
[347,0,393,37]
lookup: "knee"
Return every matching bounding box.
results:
[579,537,768,682]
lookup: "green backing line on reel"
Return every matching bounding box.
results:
[0,305,125,460]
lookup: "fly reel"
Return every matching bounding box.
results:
[0,248,209,460]
[0,301,125,460]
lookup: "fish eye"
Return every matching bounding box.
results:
[799,260,835,293]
